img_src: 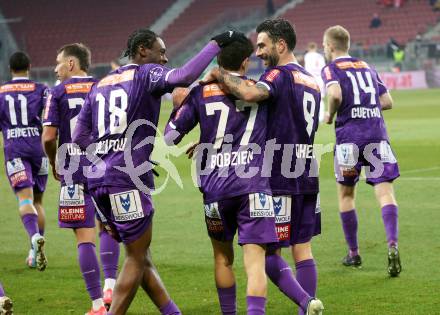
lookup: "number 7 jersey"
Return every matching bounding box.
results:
[321,56,389,144]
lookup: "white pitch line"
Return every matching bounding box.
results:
[397,177,440,181]
[401,166,440,174]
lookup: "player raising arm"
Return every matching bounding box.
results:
[0,52,48,271]
[165,34,279,315]
[321,25,401,276]
[72,28,242,315]
[202,19,324,315]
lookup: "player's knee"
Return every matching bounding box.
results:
[214,251,234,268]
[292,242,313,262]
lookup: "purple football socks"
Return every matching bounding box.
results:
[21,213,39,240]
[381,204,399,247]
[0,282,4,297]
[217,285,236,315]
[265,255,310,310]
[247,296,266,315]
[99,231,120,280]
[78,242,102,300]
[296,259,317,315]
[159,299,181,315]
[340,209,359,256]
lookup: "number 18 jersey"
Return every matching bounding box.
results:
[77,63,175,190]
[321,56,389,144]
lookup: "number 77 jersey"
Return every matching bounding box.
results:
[165,77,271,203]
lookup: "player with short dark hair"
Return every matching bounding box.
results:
[0,51,48,271]
[42,43,119,315]
[202,18,324,315]
[321,25,401,276]
[165,35,279,315]
[72,28,242,315]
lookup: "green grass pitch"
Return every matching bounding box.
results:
[0,88,439,314]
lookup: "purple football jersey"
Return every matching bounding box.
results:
[165,78,271,203]
[0,78,47,161]
[43,76,96,184]
[321,56,389,144]
[76,64,176,190]
[257,63,320,195]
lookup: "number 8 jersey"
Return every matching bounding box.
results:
[257,63,321,195]
[0,78,47,161]
[321,56,389,144]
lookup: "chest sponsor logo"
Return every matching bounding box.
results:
[59,184,86,222]
[109,190,144,222]
[249,193,274,218]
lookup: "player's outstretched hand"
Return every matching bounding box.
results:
[324,111,333,124]
[212,30,246,47]
[199,67,220,85]
[172,87,190,109]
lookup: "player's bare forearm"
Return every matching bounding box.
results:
[216,68,269,102]
[42,126,58,167]
[380,92,393,110]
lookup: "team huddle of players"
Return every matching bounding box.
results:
[0,18,402,315]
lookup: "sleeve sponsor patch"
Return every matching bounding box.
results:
[203,83,225,98]
[264,69,280,82]
[324,66,333,80]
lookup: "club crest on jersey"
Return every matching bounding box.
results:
[150,67,164,83]
[204,202,220,219]
[250,193,274,218]
[110,190,144,222]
